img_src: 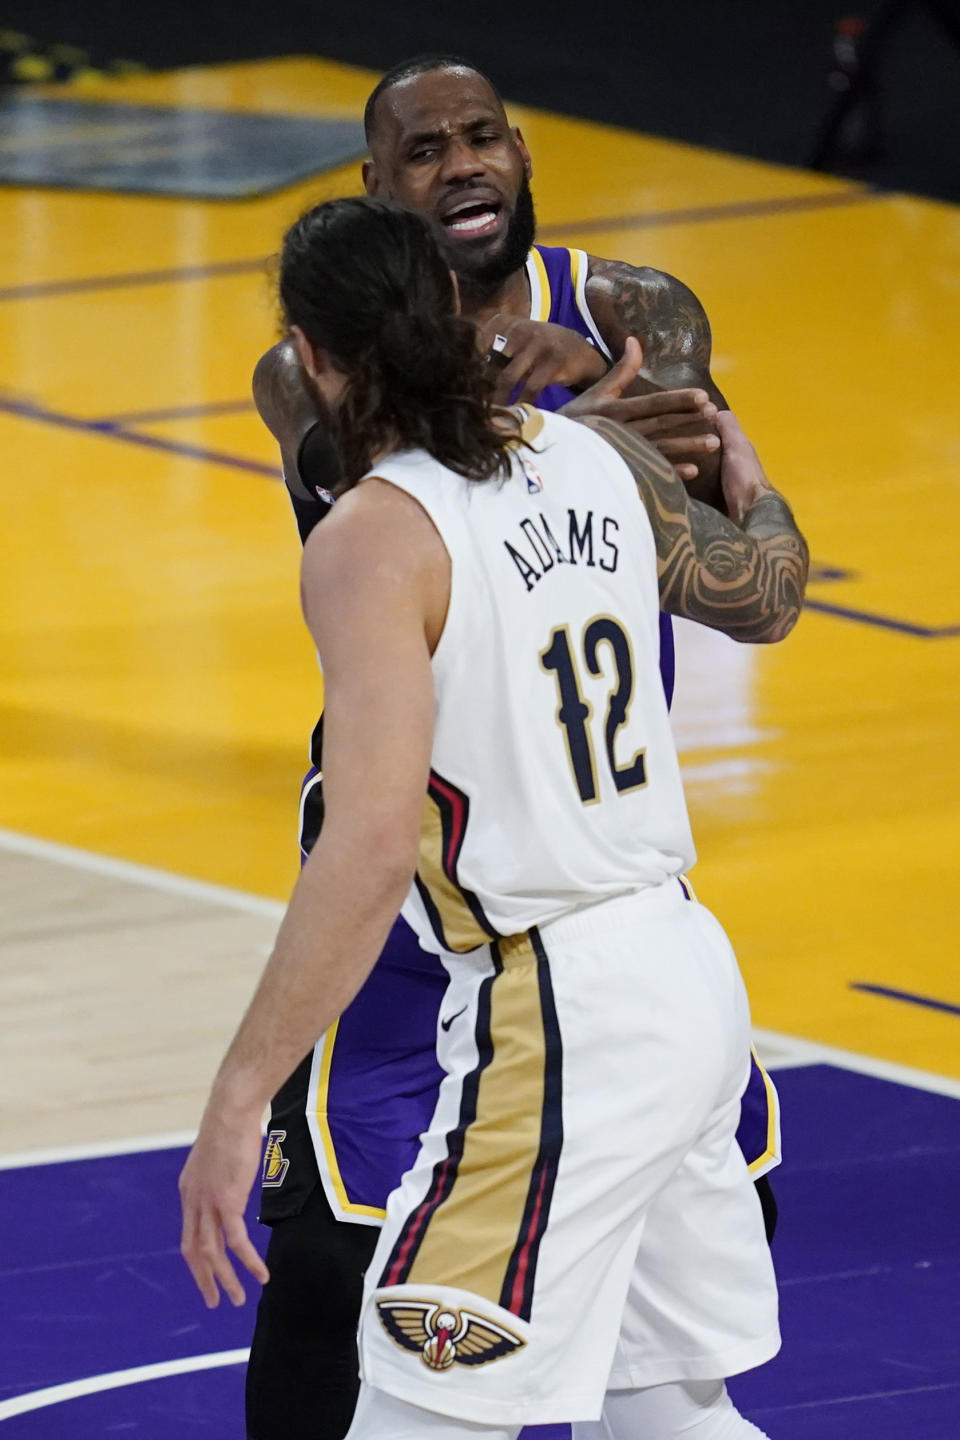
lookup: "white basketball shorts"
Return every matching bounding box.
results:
[356,879,780,1427]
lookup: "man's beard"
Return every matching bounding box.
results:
[449,172,536,302]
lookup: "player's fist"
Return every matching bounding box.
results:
[716,411,776,524]
[477,314,609,403]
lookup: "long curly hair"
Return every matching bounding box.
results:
[279,196,513,487]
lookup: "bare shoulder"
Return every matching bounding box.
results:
[586,255,709,324]
[302,478,445,576]
[586,255,700,309]
[584,255,715,390]
[301,478,450,636]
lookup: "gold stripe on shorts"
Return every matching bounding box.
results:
[405,934,551,1307]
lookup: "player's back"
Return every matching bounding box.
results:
[371,407,696,953]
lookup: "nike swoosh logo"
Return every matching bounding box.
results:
[440,1005,468,1032]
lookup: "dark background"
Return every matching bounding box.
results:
[2,0,959,201]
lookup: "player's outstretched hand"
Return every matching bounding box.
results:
[716,410,777,525]
[478,314,609,403]
[179,1104,270,1308]
[559,338,720,481]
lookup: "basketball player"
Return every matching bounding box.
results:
[180,195,807,1440]
[247,57,779,1440]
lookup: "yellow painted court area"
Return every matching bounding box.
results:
[2,58,958,1087]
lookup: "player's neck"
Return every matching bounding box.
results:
[458,264,531,327]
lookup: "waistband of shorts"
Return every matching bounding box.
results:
[496,877,694,963]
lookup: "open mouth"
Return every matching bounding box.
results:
[440,198,503,240]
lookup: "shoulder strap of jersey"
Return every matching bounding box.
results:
[568,249,613,361]
[526,248,552,322]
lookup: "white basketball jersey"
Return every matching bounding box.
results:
[371,408,696,952]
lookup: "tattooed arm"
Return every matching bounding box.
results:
[254,342,343,544]
[253,341,321,498]
[579,410,808,643]
[585,258,727,506]
[586,259,725,404]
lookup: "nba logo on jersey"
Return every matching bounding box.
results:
[520,457,544,494]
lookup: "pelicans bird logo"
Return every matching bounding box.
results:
[376,1300,525,1370]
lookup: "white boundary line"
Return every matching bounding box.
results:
[0,1130,198,1172]
[3,1037,955,1176]
[0,826,286,921]
[1,827,957,1176]
[0,1349,249,1422]
[752,1026,960,1100]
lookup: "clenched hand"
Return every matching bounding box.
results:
[478,314,609,403]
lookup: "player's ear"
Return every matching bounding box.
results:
[289,325,320,382]
[513,128,532,180]
[362,159,380,194]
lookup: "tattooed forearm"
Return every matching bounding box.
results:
[678,492,808,642]
[579,416,808,643]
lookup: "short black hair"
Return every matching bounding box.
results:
[363,53,502,142]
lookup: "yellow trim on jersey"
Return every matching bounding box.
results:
[746,1046,781,1176]
[568,247,613,361]
[515,403,546,446]
[529,246,551,322]
[406,937,548,1301]
[314,1022,388,1220]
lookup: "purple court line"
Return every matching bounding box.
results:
[4,393,957,640]
[850,982,960,1018]
[808,565,857,582]
[804,597,960,638]
[0,189,877,306]
[0,396,281,480]
[93,398,256,426]
[0,1246,178,1281]
[749,1380,960,1416]
[537,187,880,240]
[0,257,268,304]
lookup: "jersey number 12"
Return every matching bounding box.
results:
[540,616,647,805]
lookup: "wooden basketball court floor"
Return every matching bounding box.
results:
[1,55,958,1437]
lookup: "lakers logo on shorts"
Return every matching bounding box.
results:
[261,1129,290,1189]
[376,1300,525,1370]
